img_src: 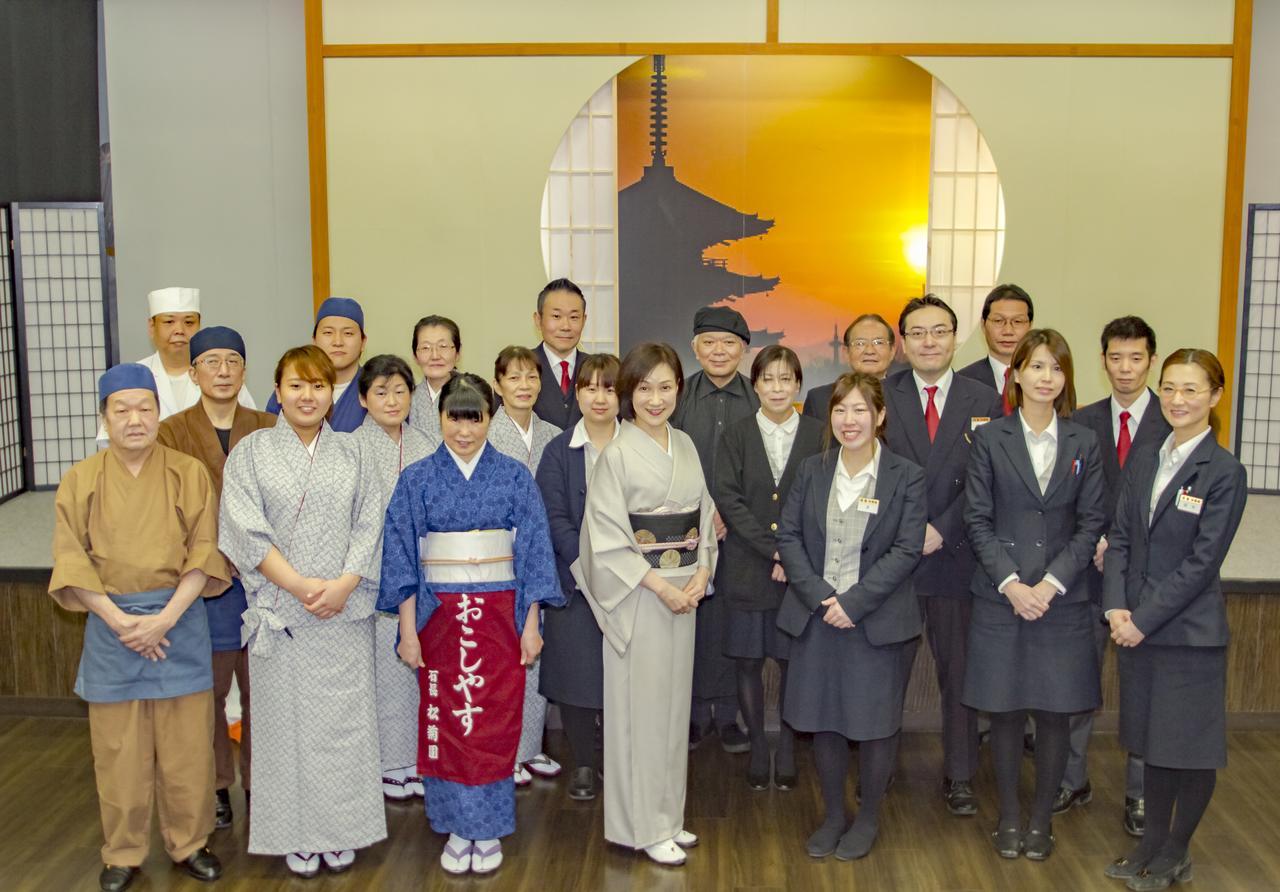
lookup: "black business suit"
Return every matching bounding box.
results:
[776,447,926,738]
[1067,391,1170,796]
[801,382,836,421]
[883,370,1004,782]
[956,356,1004,393]
[533,344,587,431]
[1103,432,1247,769]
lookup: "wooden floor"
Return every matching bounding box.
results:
[4,719,1280,892]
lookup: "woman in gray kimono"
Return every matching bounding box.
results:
[487,345,563,785]
[573,342,716,867]
[351,354,439,801]
[408,315,462,441]
[219,345,388,877]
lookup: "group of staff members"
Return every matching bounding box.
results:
[51,277,1246,891]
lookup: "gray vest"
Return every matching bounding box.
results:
[822,474,873,592]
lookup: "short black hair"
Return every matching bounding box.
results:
[981,283,1034,321]
[537,278,586,314]
[1100,316,1157,356]
[842,313,896,348]
[412,315,461,354]
[750,344,803,389]
[358,354,416,398]
[439,372,497,424]
[898,294,957,336]
[617,342,684,421]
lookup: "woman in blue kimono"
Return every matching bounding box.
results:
[378,372,563,877]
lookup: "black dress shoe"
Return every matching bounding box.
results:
[991,827,1023,859]
[1023,828,1055,861]
[718,723,751,754]
[568,766,597,801]
[179,847,222,882]
[773,763,797,791]
[747,764,770,791]
[1124,797,1145,837]
[1103,853,1151,880]
[943,778,978,816]
[833,823,877,861]
[99,865,137,892]
[214,788,233,829]
[805,823,843,858]
[688,722,708,751]
[1125,854,1191,891]
[1051,780,1093,815]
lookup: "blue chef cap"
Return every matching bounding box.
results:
[189,325,247,362]
[315,297,364,332]
[98,363,158,403]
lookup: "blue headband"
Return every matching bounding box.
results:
[189,325,246,362]
[98,363,158,403]
[315,296,364,331]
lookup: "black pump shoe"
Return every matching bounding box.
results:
[991,827,1023,859]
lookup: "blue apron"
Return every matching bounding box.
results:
[75,589,214,703]
[205,577,248,652]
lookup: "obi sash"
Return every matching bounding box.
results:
[205,577,248,652]
[76,588,214,703]
[629,508,700,569]
[417,529,523,786]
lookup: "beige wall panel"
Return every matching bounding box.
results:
[323,0,766,45]
[325,57,632,375]
[781,0,1234,46]
[922,58,1231,402]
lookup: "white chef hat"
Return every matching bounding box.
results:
[147,286,201,317]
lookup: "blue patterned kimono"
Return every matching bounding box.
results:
[377,443,563,839]
[265,365,367,432]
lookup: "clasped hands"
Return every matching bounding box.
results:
[1002,579,1060,621]
[112,612,175,662]
[291,575,357,619]
[653,567,710,615]
[1107,608,1145,647]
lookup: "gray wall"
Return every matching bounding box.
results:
[102,0,311,404]
[1244,1,1280,226]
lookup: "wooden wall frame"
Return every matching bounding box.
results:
[302,0,1254,442]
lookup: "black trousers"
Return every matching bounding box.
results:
[920,594,979,781]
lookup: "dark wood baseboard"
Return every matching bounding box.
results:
[0,696,87,717]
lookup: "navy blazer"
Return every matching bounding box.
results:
[532,344,587,431]
[801,382,834,421]
[533,426,588,599]
[775,447,926,645]
[964,413,1106,603]
[883,370,1005,598]
[1102,434,1247,647]
[1072,391,1171,537]
[713,412,826,610]
[956,356,1002,392]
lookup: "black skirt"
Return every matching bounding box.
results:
[1119,644,1226,769]
[782,613,908,741]
[724,607,791,661]
[538,589,603,710]
[962,596,1101,714]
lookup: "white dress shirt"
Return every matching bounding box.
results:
[569,418,621,479]
[988,355,1010,392]
[1150,428,1213,523]
[998,411,1065,595]
[446,442,487,480]
[913,367,955,418]
[755,408,800,484]
[1110,388,1152,447]
[835,443,880,512]
[543,344,578,380]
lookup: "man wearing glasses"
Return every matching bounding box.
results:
[883,295,1005,818]
[158,325,277,834]
[957,283,1035,398]
[802,313,898,419]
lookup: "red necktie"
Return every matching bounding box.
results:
[1001,366,1014,416]
[924,385,940,442]
[559,360,570,396]
[1117,410,1132,468]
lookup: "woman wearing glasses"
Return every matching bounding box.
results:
[963,329,1106,862]
[409,315,462,440]
[1101,349,1247,890]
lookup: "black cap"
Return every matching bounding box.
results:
[693,306,750,344]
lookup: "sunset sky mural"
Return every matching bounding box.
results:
[617,55,933,379]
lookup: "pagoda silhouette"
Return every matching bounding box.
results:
[618,55,782,364]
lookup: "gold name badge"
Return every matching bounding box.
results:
[971,417,991,430]
[857,497,880,515]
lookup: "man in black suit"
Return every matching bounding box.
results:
[1057,315,1170,837]
[671,306,758,753]
[532,278,589,430]
[802,313,897,419]
[883,294,1004,817]
[956,284,1034,398]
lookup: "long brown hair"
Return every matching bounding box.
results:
[822,372,887,453]
[1007,328,1076,417]
[1160,348,1226,434]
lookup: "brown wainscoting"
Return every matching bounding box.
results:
[0,573,83,701]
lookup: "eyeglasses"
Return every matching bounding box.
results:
[196,356,244,371]
[904,326,955,341]
[416,342,457,356]
[850,338,890,350]
[1159,384,1214,399]
[987,315,1030,330]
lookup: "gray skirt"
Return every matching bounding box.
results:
[962,596,1101,714]
[782,613,908,741]
[1119,644,1226,769]
[724,607,791,661]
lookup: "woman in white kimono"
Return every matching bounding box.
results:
[219,345,387,877]
[573,342,716,867]
[486,345,563,785]
[408,315,462,441]
[351,355,439,801]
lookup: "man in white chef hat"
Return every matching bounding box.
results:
[97,287,257,448]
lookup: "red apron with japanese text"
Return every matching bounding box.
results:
[417,589,524,785]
